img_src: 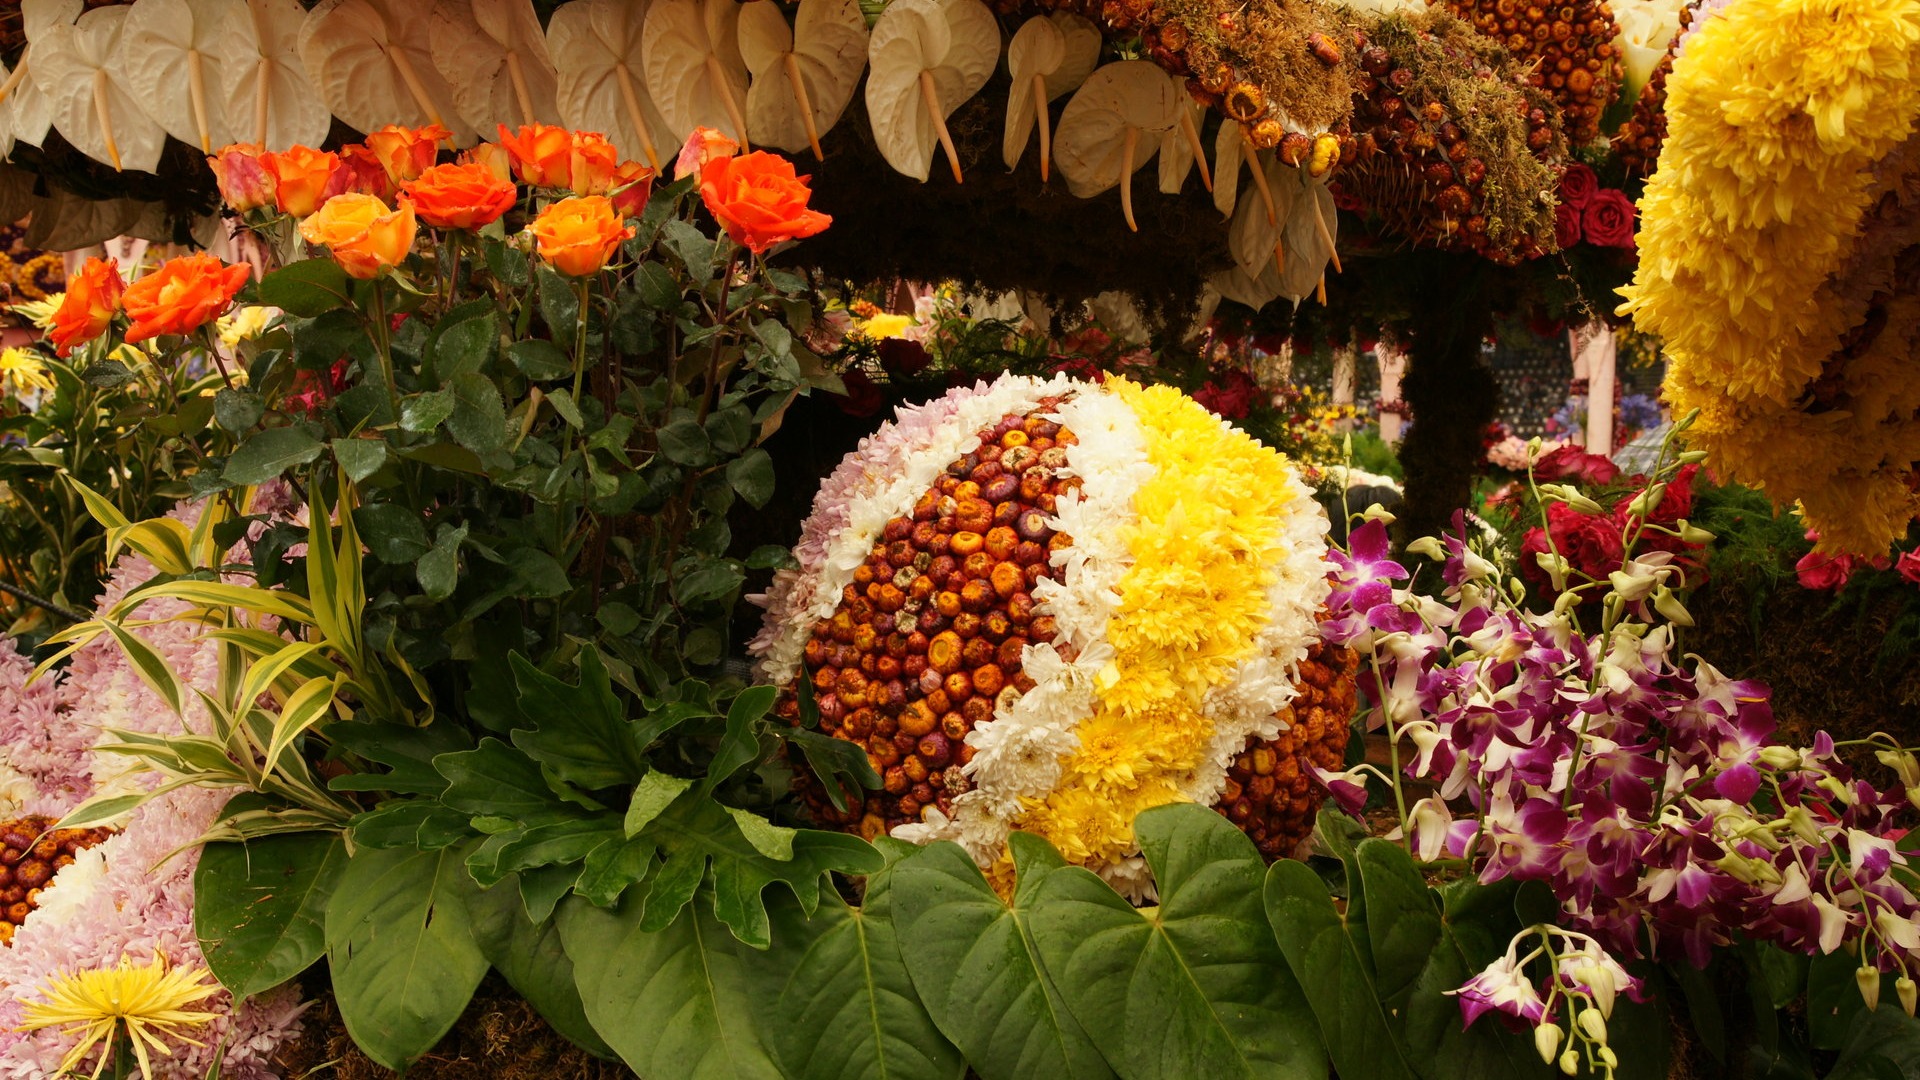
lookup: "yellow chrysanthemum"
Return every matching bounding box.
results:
[0,347,55,398]
[857,313,916,340]
[1618,0,1920,552]
[1009,379,1302,868]
[215,305,274,349]
[14,952,221,1080]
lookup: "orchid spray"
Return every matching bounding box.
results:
[1312,415,1920,1075]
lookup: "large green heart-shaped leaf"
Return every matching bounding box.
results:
[194,830,344,998]
[466,877,613,1059]
[1400,881,1553,1080]
[559,893,784,1080]
[1027,804,1326,1080]
[1264,858,1417,1080]
[325,845,489,1071]
[749,839,963,1080]
[890,834,1115,1080]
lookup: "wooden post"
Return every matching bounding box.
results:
[1377,343,1407,445]
[1573,322,1617,456]
[1332,339,1356,433]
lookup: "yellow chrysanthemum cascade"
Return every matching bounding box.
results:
[1618,0,1920,551]
[1010,381,1304,869]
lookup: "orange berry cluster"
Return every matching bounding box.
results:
[783,402,1080,839]
[1213,638,1359,860]
[1444,0,1622,146]
[0,816,113,945]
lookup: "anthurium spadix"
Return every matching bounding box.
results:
[1214,119,1278,224]
[219,0,330,151]
[1001,12,1097,181]
[300,0,475,144]
[546,0,672,170]
[866,0,998,184]
[33,2,166,171]
[642,0,751,148]
[1055,60,1183,231]
[119,0,239,153]
[738,0,867,160]
[1158,76,1210,194]
[430,0,562,132]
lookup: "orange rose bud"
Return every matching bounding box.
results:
[497,122,576,188]
[121,254,251,344]
[607,160,656,218]
[208,143,275,212]
[674,125,739,180]
[299,193,419,279]
[698,151,832,255]
[49,257,124,356]
[364,123,449,184]
[336,143,395,200]
[404,162,518,231]
[261,145,347,217]
[460,142,514,183]
[527,195,635,276]
[567,131,620,196]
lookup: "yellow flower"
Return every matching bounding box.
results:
[0,347,55,397]
[13,293,61,332]
[14,951,221,1080]
[216,305,274,349]
[858,313,915,339]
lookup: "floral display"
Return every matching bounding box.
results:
[753,372,1345,890]
[1439,0,1622,145]
[1619,0,1920,553]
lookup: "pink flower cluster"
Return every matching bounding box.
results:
[1554,165,1637,251]
[0,508,310,1077]
[1794,528,1920,591]
[1317,513,1920,1032]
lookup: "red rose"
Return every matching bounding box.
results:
[1559,164,1599,208]
[1050,357,1106,383]
[834,369,885,417]
[1193,369,1258,420]
[1521,502,1627,593]
[1582,190,1637,249]
[877,337,930,380]
[1535,444,1622,485]
[1555,202,1582,250]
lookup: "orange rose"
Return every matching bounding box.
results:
[365,123,449,185]
[404,162,518,231]
[49,257,124,356]
[608,160,655,218]
[208,144,275,212]
[121,255,251,344]
[261,145,347,217]
[528,196,634,277]
[460,142,514,183]
[698,151,831,255]
[497,123,575,188]
[336,143,394,200]
[299,193,419,279]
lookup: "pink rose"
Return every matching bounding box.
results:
[1897,550,1920,585]
[1582,190,1637,249]
[1795,550,1855,591]
[1535,444,1622,485]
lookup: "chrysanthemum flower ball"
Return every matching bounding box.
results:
[752,374,1357,893]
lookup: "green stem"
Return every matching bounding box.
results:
[368,285,399,418]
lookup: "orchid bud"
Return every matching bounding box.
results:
[1534,1023,1563,1064]
[1758,745,1802,770]
[1565,491,1608,516]
[1675,407,1701,431]
[1407,536,1447,561]
[1361,503,1396,524]
[1784,805,1826,846]
[1677,447,1709,463]
[1554,589,1582,616]
[1676,519,1716,545]
[1559,1049,1579,1076]
[1577,1007,1607,1042]
[1527,435,1544,454]
[1899,976,1917,1017]
[1536,551,1571,593]
[1609,568,1659,602]
[1624,483,1667,520]
[1652,585,1695,626]
[1858,966,1882,1011]
[1598,1046,1619,1069]
[1874,750,1920,789]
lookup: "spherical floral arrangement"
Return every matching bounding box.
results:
[1618,0,1920,553]
[751,373,1352,894]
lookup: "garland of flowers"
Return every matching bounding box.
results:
[1617,0,1920,552]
